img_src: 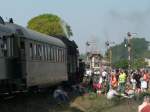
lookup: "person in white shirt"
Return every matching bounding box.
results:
[107,88,119,100]
[131,78,137,91]
[85,69,92,76]
[102,70,108,82]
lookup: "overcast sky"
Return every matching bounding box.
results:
[0,0,150,54]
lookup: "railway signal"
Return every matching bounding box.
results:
[124,32,137,70]
[105,41,115,68]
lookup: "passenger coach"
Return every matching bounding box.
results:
[0,17,67,93]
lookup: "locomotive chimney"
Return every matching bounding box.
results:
[9,18,14,23]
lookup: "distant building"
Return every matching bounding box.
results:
[89,51,102,70]
[85,39,103,73]
[85,50,103,72]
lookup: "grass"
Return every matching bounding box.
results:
[68,93,140,112]
[48,91,150,112]
[1,90,150,112]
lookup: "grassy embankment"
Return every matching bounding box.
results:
[52,93,142,112]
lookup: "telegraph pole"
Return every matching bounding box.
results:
[109,47,112,67]
[127,32,131,70]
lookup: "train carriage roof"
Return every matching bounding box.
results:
[0,24,13,37]
[5,23,66,48]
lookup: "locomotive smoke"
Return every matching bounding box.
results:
[103,8,150,44]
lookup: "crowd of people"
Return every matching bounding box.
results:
[83,68,150,99]
[52,68,150,112]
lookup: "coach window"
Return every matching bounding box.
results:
[54,47,56,62]
[55,47,57,62]
[7,37,12,57]
[49,47,51,61]
[57,48,60,62]
[33,44,37,59]
[44,45,47,60]
[0,37,3,57]
[1,36,7,57]
[47,46,49,60]
[64,49,66,63]
[46,46,48,60]
[60,49,62,62]
[57,48,59,62]
[49,46,52,61]
[61,49,63,62]
[59,49,61,62]
[37,44,42,60]
[63,49,65,63]
[47,45,49,60]
[41,44,44,60]
[51,47,54,61]
[47,46,50,61]
[57,47,59,62]
[36,44,38,57]
[42,45,44,60]
[53,47,55,62]
[50,47,52,61]
[29,43,33,58]
[10,37,14,57]
[64,49,67,63]
[53,47,54,61]
[39,44,42,58]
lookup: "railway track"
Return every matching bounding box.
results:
[0,87,57,112]
[0,81,79,112]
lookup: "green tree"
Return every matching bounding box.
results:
[114,59,128,69]
[106,38,150,64]
[27,14,73,38]
[131,58,148,69]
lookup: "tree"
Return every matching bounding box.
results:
[106,38,150,64]
[27,14,73,38]
[106,38,150,69]
[131,58,148,69]
[114,59,128,69]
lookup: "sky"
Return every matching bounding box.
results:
[0,0,150,54]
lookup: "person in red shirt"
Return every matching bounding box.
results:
[141,105,150,112]
[138,96,150,112]
[110,71,118,88]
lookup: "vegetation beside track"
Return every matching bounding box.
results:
[1,90,150,112]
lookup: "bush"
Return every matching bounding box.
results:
[138,92,150,101]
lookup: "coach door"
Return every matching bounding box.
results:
[6,35,22,78]
[0,35,19,79]
[18,38,26,78]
